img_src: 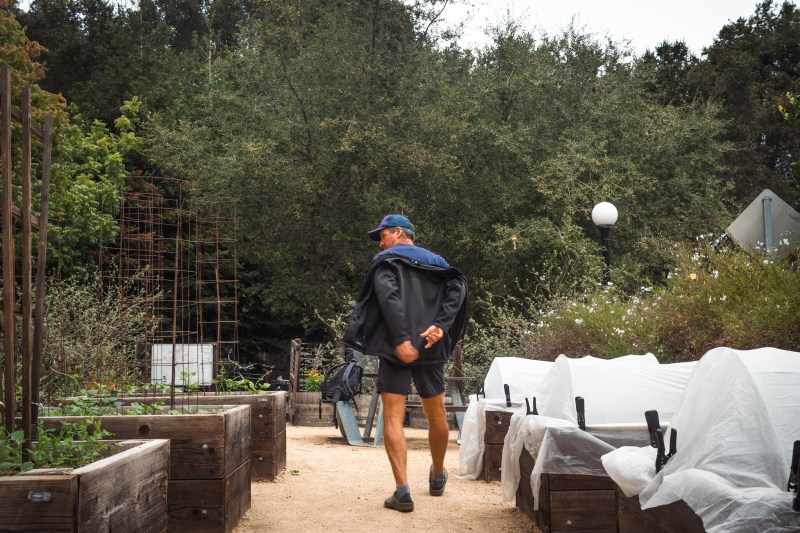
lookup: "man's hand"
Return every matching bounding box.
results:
[395,340,419,363]
[420,325,444,349]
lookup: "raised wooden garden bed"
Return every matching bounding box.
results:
[516,446,618,533]
[514,434,706,533]
[0,439,169,533]
[482,409,513,482]
[115,391,286,481]
[40,404,251,533]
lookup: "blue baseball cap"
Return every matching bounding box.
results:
[368,214,415,241]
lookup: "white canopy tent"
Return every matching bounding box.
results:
[501,354,696,506]
[603,347,800,533]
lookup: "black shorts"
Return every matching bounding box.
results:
[377,358,445,398]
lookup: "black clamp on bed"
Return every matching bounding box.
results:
[504,384,511,407]
[575,396,586,430]
[476,382,486,401]
[525,396,538,416]
[788,440,800,511]
[645,410,677,473]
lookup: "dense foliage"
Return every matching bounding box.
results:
[458,238,800,391]
[3,0,799,363]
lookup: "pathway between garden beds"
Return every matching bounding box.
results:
[234,424,536,532]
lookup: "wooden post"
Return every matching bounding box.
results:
[21,86,33,449]
[1,68,15,433]
[290,339,301,421]
[31,115,53,426]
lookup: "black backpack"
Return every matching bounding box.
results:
[319,359,363,424]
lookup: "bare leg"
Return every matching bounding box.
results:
[421,394,448,473]
[381,392,408,485]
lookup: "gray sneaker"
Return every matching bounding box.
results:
[429,465,448,496]
[384,491,414,512]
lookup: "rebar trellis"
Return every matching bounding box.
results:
[103,177,240,410]
[193,197,240,372]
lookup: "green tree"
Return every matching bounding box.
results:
[780,91,800,175]
[636,40,699,106]
[46,99,141,275]
[685,0,800,208]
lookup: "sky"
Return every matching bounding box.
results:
[436,0,770,56]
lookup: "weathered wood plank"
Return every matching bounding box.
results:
[519,445,535,477]
[617,491,705,533]
[251,432,286,481]
[550,489,617,532]
[223,459,251,533]
[484,410,513,444]
[169,477,225,532]
[549,473,617,491]
[482,443,503,482]
[167,459,251,533]
[74,439,169,533]
[224,404,250,477]
[537,472,551,532]
[0,475,77,532]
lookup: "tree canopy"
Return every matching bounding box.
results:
[6,0,799,353]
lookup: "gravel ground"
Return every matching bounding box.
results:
[234,424,537,532]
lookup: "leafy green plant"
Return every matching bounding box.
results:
[181,371,200,393]
[1,419,114,475]
[127,402,164,415]
[302,369,324,392]
[58,390,123,416]
[219,376,270,394]
[0,430,32,474]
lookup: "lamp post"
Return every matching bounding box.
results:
[591,202,618,286]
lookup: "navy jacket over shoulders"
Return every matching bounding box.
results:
[343,255,468,365]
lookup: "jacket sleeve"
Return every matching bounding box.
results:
[373,264,411,347]
[432,275,467,333]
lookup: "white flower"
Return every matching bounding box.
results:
[575,318,584,325]
[613,328,625,335]
[712,270,719,278]
[720,295,727,301]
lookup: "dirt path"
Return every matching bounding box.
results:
[234,424,536,532]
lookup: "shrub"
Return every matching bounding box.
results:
[41,274,158,399]
[530,236,800,361]
[303,369,324,392]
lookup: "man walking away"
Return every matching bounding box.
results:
[343,214,468,512]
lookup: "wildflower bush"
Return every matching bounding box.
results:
[554,238,796,360]
[303,369,324,392]
[460,236,800,382]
